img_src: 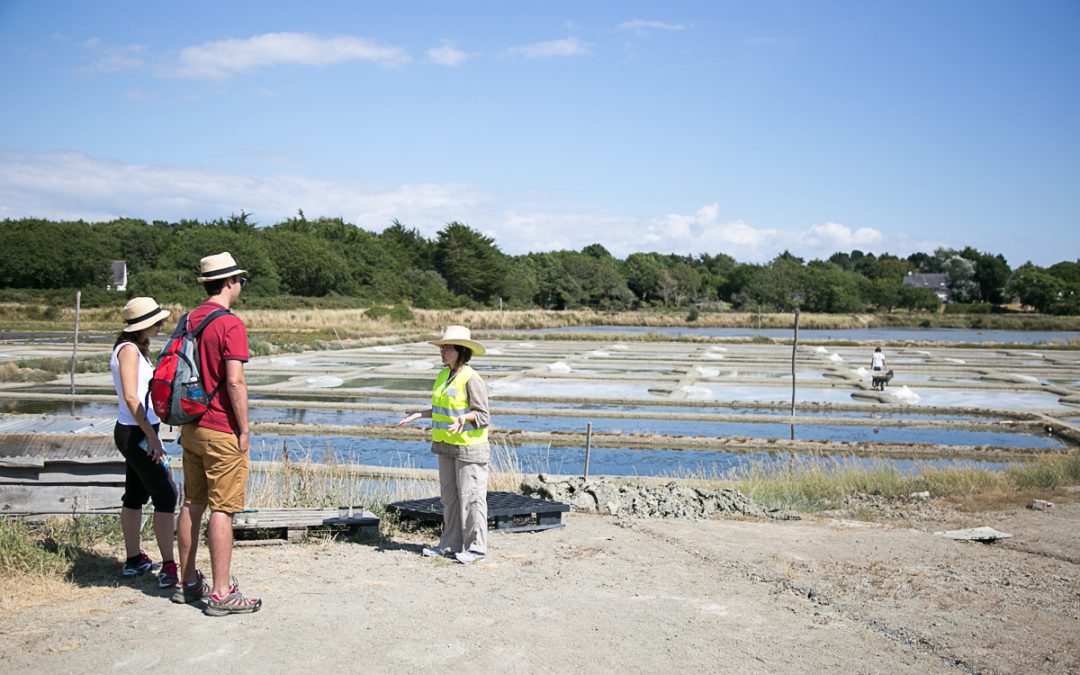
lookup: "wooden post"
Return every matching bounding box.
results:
[499,297,504,331]
[583,422,592,478]
[790,308,799,417]
[70,291,81,395]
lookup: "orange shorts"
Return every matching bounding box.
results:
[180,424,248,513]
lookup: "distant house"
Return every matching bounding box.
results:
[108,260,127,291]
[903,273,950,303]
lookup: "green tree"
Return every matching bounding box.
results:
[264,229,354,296]
[896,284,942,311]
[0,219,110,289]
[434,222,508,303]
[157,223,280,296]
[941,255,979,303]
[623,252,665,304]
[1008,263,1066,313]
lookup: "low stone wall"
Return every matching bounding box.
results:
[520,474,798,521]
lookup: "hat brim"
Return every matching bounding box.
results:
[429,339,486,357]
[122,308,171,333]
[197,268,249,282]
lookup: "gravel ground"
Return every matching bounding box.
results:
[1,500,1078,674]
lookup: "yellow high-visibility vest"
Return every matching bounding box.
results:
[431,365,488,446]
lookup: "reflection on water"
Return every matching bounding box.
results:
[250,434,1019,478]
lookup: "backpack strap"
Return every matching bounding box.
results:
[191,308,231,337]
[191,308,233,406]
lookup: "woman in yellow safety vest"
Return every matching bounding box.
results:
[398,325,491,564]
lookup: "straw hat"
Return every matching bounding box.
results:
[197,252,248,282]
[121,297,170,333]
[428,325,486,356]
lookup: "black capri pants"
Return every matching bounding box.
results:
[113,422,178,513]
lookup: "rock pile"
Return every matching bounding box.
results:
[520,474,798,521]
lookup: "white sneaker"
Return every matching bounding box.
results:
[421,547,444,558]
[454,550,486,565]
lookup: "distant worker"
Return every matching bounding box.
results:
[398,325,491,565]
[110,297,178,585]
[174,252,262,616]
[870,346,892,391]
[871,346,887,373]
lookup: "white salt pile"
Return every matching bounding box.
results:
[306,376,344,388]
[893,386,921,403]
[679,385,713,400]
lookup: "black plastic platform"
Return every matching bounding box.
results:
[387,491,569,533]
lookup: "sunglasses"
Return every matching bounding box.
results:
[236,276,248,288]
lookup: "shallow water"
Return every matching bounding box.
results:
[909,388,1068,410]
[493,414,1064,449]
[0,399,994,424]
[249,434,1018,478]
[340,377,433,391]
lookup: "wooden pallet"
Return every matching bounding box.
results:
[232,508,379,545]
[387,491,569,533]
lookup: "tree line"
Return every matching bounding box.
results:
[0,215,1076,314]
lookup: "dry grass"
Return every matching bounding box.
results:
[701,451,1080,511]
[8,301,1079,336]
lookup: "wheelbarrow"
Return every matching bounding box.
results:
[871,369,894,391]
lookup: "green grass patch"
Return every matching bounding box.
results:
[0,515,124,579]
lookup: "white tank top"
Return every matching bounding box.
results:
[110,342,160,426]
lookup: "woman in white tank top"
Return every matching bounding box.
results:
[110,297,179,586]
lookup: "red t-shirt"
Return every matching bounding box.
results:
[188,301,249,435]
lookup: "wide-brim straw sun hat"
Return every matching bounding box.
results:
[121,297,170,333]
[197,252,249,282]
[428,325,486,356]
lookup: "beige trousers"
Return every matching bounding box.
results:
[437,455,488,555]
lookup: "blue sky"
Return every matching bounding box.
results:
[0,1,1077,266]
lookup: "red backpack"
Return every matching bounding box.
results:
[148,308,230,426]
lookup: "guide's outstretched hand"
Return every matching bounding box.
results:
[398,411,423,425]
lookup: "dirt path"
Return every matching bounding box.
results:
[1,503,1078,674]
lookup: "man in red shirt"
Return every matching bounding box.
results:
[173,252,262,616]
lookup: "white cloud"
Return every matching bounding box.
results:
[803,222,882,250]
[616,19,690,33]
[508,37,591,59]
[75,38,146,73]
[0,151,908,262]
[171,32,410,79]
[0,149,482,230]
[425,40,472,67]
[497,211,631,254]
